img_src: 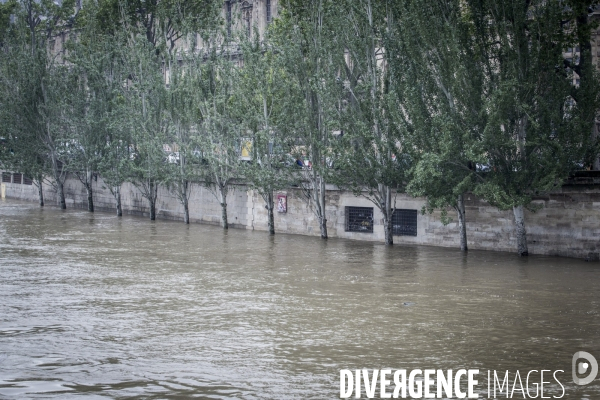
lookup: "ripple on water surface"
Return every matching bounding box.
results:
[0,199,599,398]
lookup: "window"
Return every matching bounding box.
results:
[266,0,272,23]
[12,173,22,184]
[345,207,373,233]
[23,176,33,185]
[242,1,252,37]
[2,173,11,183]
[392,209,417,236]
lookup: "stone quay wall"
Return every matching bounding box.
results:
[1,172,599,260]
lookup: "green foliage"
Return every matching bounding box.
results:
[0,0,17,45]
[235,33,297,199]
[2,0,600,245]
[330,0,409,201]
[464,0,600,211]
[87,0,221,50]
[121,33,171,189]
[389,0,485,221]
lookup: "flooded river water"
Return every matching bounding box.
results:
[0,199,599,399]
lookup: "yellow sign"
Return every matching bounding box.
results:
[240,138,253,160]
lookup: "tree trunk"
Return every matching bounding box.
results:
[57,180,66,210]
[115,186,122,217]
[319,216,328,239]
[181,180,190,224]
[457,193,468,251]
[149,198,156,221]
[149,179,157,221]
[179,147,189,224]
[36,178,44,207]
[86,185,94,212]
[317,175,328,239]
[513,204,528,256]
[51,153,66,209]
[183,197,190,224]
[383,185,393,245]
[220,190,228,229]
[383,213,393,245]
[86,171,94,212]
[267,192,275,235]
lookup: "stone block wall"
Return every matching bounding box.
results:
[1,171,599,259]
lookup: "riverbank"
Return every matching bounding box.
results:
[1,172,599,259]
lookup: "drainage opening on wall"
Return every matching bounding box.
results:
[392,208,417,236]
[345,206,374,233]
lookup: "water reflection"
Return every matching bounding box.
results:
[0,198,599,398]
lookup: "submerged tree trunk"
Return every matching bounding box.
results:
[86,185,94,212]
[86,170,94,212]
[316,173,328,239]
[513,204,528,256]
[319,217,328,238]
[149,198,156,220]
[148,179,157,221]
[181,180,190,224]
[87,186,94,212]
[57,180,66,210]
[35,176,44,207]
[456,193,468,251]
[382,185,393,245]
[266,192,275,235]
[178,150,190,224]
[51,154,66,210]
[383,213,393,245]
[303,168,328,239]
[183,196,190,224]
[115,186,122,217]
[220,189,228,229]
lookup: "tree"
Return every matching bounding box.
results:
[0,0,80,209]
[389,0,486,251]
[73,13,132,217]
[84,0,222,221]
[0,117,50,207]
[275,0,342,239]
[164,50,203,224]
[121,33,170,221]
[66,42,110,212]
[236,35,296,235]
[561,0,600,170]
[331,0,410,245]
[1,36,72,209]
[465,0,600,255]
[98,127,131,217]
[0,9,50,207]
[193,37,242,229]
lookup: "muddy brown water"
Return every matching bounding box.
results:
[0,199,599,399]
